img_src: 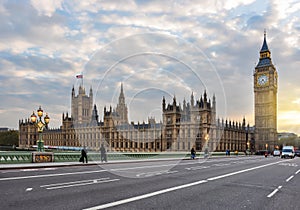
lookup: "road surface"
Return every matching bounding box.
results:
[1,156,299,210]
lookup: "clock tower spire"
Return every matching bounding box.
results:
[254,31,278,151]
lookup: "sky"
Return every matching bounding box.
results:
[0,0,300,135]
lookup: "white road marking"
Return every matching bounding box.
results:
[267,185,282,198]
[85,160,287,209]
[295,169,300,175]
[136,170,177,178]
[21,169,39,172]
[279,163,298,167]
[267,188,279,198]
[186,166,210,170]
[207,160,285,181]
[0,170,107,181]
[83,180,208,210]
[40,177,110,188]
[212,163,231,167]
[1,170,21,174]
[25,188,33,192]
[44,179,120,190]
[286,175,294,182]
[110,164,178,171]
[41,168,57,171]
[0,158,288,182]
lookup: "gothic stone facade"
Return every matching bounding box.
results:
[19,84,250,153]
[20,33,282,153]
[254,32,278,151]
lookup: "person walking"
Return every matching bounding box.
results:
[81,147,88,163]
[100,144,107,162]
[191,147,196,159]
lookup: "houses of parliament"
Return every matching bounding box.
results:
[19,33,278,152]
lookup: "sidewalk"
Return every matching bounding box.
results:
[0,157,196,170]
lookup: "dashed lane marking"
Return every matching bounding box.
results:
[267,186,282,198]
[286,175,294,182]
[136,170,178,178]
[41,178,119,190]
[83,180,208,210]
[0,170,107,181]
[278,163,298,167]
[84,160,286,209]
[186,166,210,170]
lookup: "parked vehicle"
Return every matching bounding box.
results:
[273,150,281,157]
[281,146,295,159]
[255,150,269,155]
[294,150,300,157]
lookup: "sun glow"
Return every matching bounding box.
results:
[278,110,300,135]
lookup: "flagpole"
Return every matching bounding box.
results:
[76,73,84,87]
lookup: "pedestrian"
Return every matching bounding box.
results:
[100,144,107,162]
[204,147,209,158]
[81,147,88,163]
[191,147,196,159]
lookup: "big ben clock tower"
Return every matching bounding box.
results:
[254,31,278,151]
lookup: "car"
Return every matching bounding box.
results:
[255,150,269,155]
[273,150,281,157]
[281,146,295,159]
[295,150,300,157]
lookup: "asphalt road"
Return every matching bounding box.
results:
[1,156,299,210]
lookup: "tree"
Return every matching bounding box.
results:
[0,130,19,146]
[278,136,300,149]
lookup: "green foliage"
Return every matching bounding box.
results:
[0,130,19,146]
[279,136,300,148]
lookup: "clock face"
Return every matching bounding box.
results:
[257,74,268,86]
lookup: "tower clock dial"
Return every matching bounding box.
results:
[257,74,268,86]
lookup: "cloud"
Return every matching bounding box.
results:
[0,0,299,135]
[30,0,64,17]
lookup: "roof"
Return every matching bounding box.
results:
[256,58,272,67]
[260,33,269,52]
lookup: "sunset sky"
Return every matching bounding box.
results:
[0,0,299,135]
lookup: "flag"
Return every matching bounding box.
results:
[76,74,83,79]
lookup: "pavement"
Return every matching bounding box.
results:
[0,157,197,170]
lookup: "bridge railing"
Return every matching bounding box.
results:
[0,151,238,164]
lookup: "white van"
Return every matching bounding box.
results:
[281,146,295,159]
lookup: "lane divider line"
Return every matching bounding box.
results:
[207,160,285,181]
[0,170,107,181]
[83,180,208,210]
[267,185,282,198]
[40,177,110,188]
[84,160,287,209]
[286,175,294,182]
[45,179,120,190]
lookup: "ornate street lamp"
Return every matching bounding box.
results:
[30,106,50,152]
[247,141,250,151]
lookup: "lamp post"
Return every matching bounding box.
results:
[30,106,50,152]
[204,134,209,158]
